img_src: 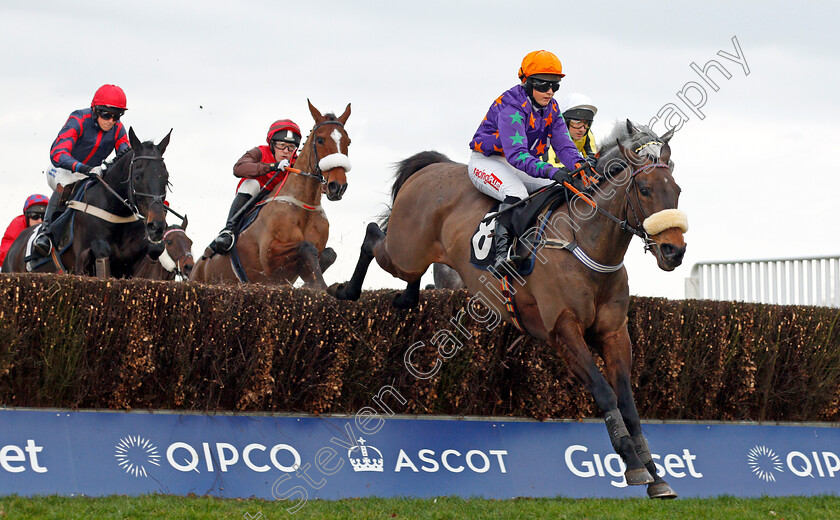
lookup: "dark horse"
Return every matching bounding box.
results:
[2,128,170,277]
[331,121,687,498]
[132,219,194,280]
[190,101,350,288]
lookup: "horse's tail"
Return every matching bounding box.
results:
[379,151,453,230]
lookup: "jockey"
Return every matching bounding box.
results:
[32,84,131,257]
[544,93,599,167]
[0,194,49,265]
[468,50,586,274]
[209,119,301,254]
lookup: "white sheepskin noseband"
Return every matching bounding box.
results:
[643,209,688,235]
[318,153,352,173]
[158,247,176,272]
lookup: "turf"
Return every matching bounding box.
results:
[1,495,839,519]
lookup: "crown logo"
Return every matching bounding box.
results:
[348,437,384,472]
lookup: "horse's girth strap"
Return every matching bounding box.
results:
[66,201,140,223]
[261,195,325,215]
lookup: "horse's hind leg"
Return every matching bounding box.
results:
[599,327,677,498]
[329,222,385,301]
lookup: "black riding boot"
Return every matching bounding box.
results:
[210,193,253,254]
[492,198,522,277]
[32,190,62,257]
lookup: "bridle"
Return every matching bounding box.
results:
[95,150,168,221]
[298,119,349,185]
[160,227,193,277]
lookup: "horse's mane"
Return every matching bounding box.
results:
[596,120,673,178]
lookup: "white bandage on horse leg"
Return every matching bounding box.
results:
[643,209,688,235]
[318,153,352,172]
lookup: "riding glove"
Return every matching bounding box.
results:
[270,159,291,172]
[76,163,92,174]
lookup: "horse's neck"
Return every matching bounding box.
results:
[570,172,635,266]
[93,161,133,215]
[277,150,322,205]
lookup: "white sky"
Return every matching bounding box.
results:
[2,1,838,298]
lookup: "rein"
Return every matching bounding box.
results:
[93,152,167,221]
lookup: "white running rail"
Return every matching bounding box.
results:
[685,256,840,307]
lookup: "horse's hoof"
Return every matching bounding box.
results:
[624,467,654,486]
[647,481,678,499]
[327,282,345,299]
[392,292,417,309]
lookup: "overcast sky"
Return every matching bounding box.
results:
[2,1,838,298]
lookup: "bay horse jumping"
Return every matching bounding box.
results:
[190,101,351,288]
[132,219,194,280]
[2,129,170,278]
[331,120,687,498]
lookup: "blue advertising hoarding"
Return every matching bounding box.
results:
[1,409,839,504]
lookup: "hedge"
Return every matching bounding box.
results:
[1,273,838,421]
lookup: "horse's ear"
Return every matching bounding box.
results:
[157,129,173,155]
[660,128,675,143]
[660,141,671,164]
[337,103,351,125]
[180,214,188,231]
[625,119,636,135]
[307,99,324,123]
[618,140,644,166]
[128,127,142,149]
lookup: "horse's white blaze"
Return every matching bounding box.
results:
[330,129,342,150]
[643,209,688,235]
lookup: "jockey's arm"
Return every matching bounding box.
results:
[233,147,273,178]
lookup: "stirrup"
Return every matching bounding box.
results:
[210,230,234,254]
[32,234,53,257]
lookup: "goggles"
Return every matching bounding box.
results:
[273,142,298,152]
[568,119,592,130]
[530,78,561,93]
[96,108,124,121]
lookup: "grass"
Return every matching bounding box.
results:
[1,495,839,519]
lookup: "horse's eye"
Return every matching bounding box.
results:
[315,137,325,145]
[165,240,172,245]
[639,187,651,197]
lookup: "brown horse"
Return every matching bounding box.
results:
[132,220,194,280]
[331,120,687,498]
[190,101,350,288]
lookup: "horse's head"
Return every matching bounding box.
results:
[304,100,351,201]
[615,120,687,271]
[127,128,171,243]
[159,218,194,279]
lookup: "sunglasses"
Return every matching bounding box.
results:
[530,78,561,93]
[97,110,123,121]
[273,143,298,152]
[25,213,44,221]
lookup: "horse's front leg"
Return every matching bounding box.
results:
[598,325,677,499]
[550,310,653,486]
[297,241,327,290]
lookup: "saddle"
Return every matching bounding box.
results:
[24,180,97,269]
[469,184,569,276]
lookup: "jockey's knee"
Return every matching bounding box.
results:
[237,179,261,197]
